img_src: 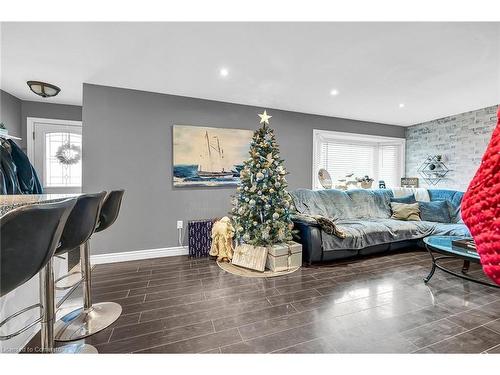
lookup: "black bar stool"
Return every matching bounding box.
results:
[54,190,124,342]
[45,193,106,353]
[95,190,125,234]
[0,198,82,353]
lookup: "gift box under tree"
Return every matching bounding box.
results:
[265,241,302,272]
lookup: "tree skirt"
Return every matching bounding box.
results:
[216,261,300,278]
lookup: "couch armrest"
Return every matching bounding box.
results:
[292,221,323,265]
[291,213,320,227]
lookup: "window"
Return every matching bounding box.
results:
[313,130,405,190]
[45,132,82,187]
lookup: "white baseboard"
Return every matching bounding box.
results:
[90,246,189,265]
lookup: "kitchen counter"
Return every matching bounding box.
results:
[0,194,80,217]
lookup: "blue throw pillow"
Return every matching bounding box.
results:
[419,201,451,223]
[390,194,416,204]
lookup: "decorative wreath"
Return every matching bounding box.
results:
[55,143,81,165]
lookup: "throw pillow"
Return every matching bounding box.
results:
[390,194,417,204]
[419,201,451,223]
[390,202,421,221]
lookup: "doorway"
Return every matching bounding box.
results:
[27,117,83,194]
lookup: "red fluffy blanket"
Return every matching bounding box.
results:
[461,105,500,285]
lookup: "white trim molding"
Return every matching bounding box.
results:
[90,246,189,265]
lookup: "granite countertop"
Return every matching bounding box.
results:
[0,194,81,217]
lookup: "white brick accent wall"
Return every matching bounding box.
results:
[405,105,498,191]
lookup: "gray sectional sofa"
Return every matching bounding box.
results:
[290,188,470,265]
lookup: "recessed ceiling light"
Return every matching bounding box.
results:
[399,103,405,108]
[330,89,339,96]
[219,68,229,77]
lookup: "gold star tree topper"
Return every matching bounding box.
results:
[258,110,272,125]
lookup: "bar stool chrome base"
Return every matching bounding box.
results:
[54,302,122,341]
[55,343,98,354]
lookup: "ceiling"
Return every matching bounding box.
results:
[1,22,499,126]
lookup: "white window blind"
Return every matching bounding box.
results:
[319,141,376,181]
[379,144,402,189]
[313,130,405,190]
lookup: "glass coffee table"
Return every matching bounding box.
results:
[423,235,500,289]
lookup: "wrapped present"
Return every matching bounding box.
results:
[232,244,268,272]
[266,241,302,272]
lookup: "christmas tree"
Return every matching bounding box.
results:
[231,111,294,246]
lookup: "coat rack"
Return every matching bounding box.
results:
[0,134,22,140]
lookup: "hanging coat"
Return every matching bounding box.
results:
[0,167,6,195]
[0,140,22,194]
[8,140,43,194]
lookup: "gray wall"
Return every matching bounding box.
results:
[0,89,22,146]
[20,100,82,150]
[406,105,498,191]
[83,83,405,255]
[0,90,82,150]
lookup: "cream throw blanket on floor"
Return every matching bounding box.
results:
[391,187,430,202]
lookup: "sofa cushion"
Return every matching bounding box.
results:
[419,201,451,223]
[390,194,417,204]
[428,189,464,223]
[390,202,421,221]
[290,188,392,220]
[321,218,436,251]
[427,222,471,237]
[392,187,430,202]
[345,189,393,219]
[291,188,352,220]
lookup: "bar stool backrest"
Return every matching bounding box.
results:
[95,190,125,233]
[0,198,76,297]
[57,192,107,255]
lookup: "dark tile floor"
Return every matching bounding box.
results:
[25,249,500,353]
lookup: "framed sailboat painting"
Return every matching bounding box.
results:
[173,125,254,187]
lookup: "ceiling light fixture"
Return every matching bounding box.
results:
[399,103,405,108]
[27,81,61,98]
[219,68,229,77]
[330,89,339,96]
